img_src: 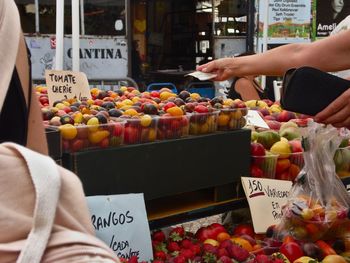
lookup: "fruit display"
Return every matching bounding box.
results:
[120,221,350,263]
[334,139,350,178]
[37,86,250,152]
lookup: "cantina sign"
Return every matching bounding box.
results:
[26,36,128,80]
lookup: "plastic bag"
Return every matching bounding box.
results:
[275,121,350,242]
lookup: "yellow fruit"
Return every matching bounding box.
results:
[203,239,219,247]
[166,106,184,116]
[231,237,253,252]
[140,114,152,127]
[148,128,157,141]
[90,87,99,95]
[322,255,347,263]
[88,130,110,144]
[230,109,242,120]
[132,96,140,103]
[293,256,316,263]
[223,99,235,106]
[119,86,128,92]
[270,140,292,158]
[122,99,133,106]
[87,117,99,132]
[123,108,139,116]
[59,124,77,140]
[160,91,176,101]
[55,103,66,110]
[190,93,201,101]
[131,89,141,95]
[120,105,132,111]
[73,112,83,124]
[218,114,230,126]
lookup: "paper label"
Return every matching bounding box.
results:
[87,194,153,262]
[245,110,270,129]
[45,70,92,106]
[241,177,292,233]
[186,71,217,81]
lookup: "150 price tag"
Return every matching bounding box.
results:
[241,177,292,233]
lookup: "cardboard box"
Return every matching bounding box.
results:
[62,129,251,201]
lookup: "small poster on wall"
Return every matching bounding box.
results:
[315,0,350,37]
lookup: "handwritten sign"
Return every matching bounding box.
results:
[87,194,153,262]
[241,177,292,233]
[45,70,91,106]
[245,110,269,129]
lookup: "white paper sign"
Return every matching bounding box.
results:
[245,110,269,129]
[87,194,153,262]
[241,177,292,233]
[45,70,92,106]
[186,71,217,81]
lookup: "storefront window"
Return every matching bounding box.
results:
[84,0,126,36]
[15,0,36,33]
[40,1,72,34]
[214,0,248,36]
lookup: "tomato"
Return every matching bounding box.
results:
[279,241,304,262]
[195,223,226,242]
[233,224,255,238]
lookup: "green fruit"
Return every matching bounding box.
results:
[279,127,301,141]
[257,131,281,150]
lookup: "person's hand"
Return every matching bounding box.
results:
[314,89,350,129]
[196,58,236,81]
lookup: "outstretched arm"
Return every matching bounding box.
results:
[197,30,350,80]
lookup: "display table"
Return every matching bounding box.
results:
[62,129,251,227]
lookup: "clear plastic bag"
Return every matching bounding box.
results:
[275,121,350,242]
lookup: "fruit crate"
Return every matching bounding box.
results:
[62,129,251,201]
[45,127,62,160]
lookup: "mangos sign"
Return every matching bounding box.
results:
[45,70,92,106]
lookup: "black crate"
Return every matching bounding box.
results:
[45,127,62,160]
[62,129,251,201]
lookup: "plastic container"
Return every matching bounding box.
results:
[157,114,190,140]
[217,107,248,131]
[122,115,158,145]
[275,151,304,181]
[334,146,350,178]
[189,111,219,135]
[251,154,279,179]
[58,120,125,153]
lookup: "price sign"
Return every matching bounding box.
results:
[45,70,92,106]
[241,177,292,233]
[245,110,269,129]
[87,193,153,262]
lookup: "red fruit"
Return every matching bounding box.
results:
[163,101,176,112]
[288,139,303,153]
[173,255,186,263]
[150,91,160,98]
[256,254,271,263]
[167,241,180,252]
[128,256,138,263]
[315,240,336,258]
[202,243,218,255]
[152,261,164,263]
[194,104,209,113]
[219,239,234,250]
[113,122,123,137]
[99,137,109,148]
[279,241,304,262]
[152,230,166,242]
[195,223,226,242]
[190,243,201,255]
[169,226,185,241]
[180,239,193,249]
[180,248,195,260]
[240,234,257,246]
[233,224,255,238]
[250,164,263,178]
[71,139,84,152]
[228,244,250,261]
[251,142,266,156]
[217,248,229,258]
[218,255,232,263]
[154,251,167,260]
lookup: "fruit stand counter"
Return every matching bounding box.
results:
[62,129,251,228]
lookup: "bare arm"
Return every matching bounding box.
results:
[197,30,350,80]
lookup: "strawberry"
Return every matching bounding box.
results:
[202,252,217,263]
[190,243,201,255]
[167,241,180,252]
[217,248,229,258]
[119,258,128,263]
[271,259,284,263]
[180,248,195,260]
[228,244,250,262]
[173,255,186,263]
[153,241,167,252]
[219,239,234,250]
[180,238,193,249]
[152,260,165,263]
[154,251,167,260]
[152,230,166,242]
[203,243,218,255]
[256,254,272,263]
[128,256,138,263]
[169,226,185,242]
[218,255,233,263]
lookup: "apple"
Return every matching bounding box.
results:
[251,142,265,156]
[264,115,277,121]
[251,164,263,178]
[265,120,281,131]
[276,110,296,122]
[256,131,281,150]
[289,139,303,153]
